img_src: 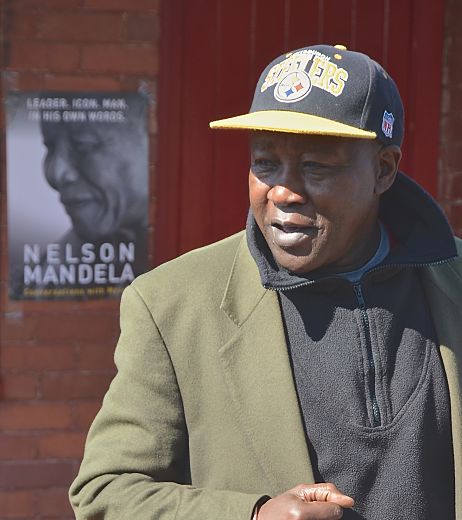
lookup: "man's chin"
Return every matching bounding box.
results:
[272,249,321,275]
[72,224,114,243]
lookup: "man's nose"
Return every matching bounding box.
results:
[268,167,307,206]
[45,145,79,189]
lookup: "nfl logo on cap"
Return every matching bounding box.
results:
[382,111,394,139]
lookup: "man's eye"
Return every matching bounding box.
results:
[301,161,331,176]
[71,137,101,153]
[302,161,326,169]
[251,159,278,175]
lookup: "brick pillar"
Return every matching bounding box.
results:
[439,0,462,236]
[0,1,159,518]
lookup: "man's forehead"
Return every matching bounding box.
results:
[41,121,130,138]
[249,130,375,154]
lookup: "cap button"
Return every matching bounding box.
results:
[334,44,347,50]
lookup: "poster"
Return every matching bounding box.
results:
[6,91,149,301]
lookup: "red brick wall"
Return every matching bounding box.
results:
[439,0,462,236]
[0,1,159,518]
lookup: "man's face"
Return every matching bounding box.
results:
[41,122,148,242]
[249,132,384,274]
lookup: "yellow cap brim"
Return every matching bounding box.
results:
[209,110,377,139]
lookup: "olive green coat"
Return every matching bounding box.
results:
[70,232,462,519]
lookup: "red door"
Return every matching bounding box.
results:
[156,0,445,265]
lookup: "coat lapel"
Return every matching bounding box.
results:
[422,257,462,520]
[219,236,313,495]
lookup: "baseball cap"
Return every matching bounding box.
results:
[209,44,404,146]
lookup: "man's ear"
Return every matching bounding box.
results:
[375,145,402,195]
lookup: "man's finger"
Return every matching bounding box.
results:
[301,501,345,520]
[296,483,355,508]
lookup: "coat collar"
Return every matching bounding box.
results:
[219,235,314,495]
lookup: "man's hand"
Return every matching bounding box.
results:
[256,483,355,520]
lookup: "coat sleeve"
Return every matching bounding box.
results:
[69,284,267,520]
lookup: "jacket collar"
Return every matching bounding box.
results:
[380,172,457,264]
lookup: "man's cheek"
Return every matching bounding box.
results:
[83,158,118,184]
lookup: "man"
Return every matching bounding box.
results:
[70,45,462,519]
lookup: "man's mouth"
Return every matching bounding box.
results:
[60,191,98,209]
[270,221,318,248]
[61,197,90,207]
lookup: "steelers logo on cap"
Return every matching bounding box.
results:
[274,71,312,103]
